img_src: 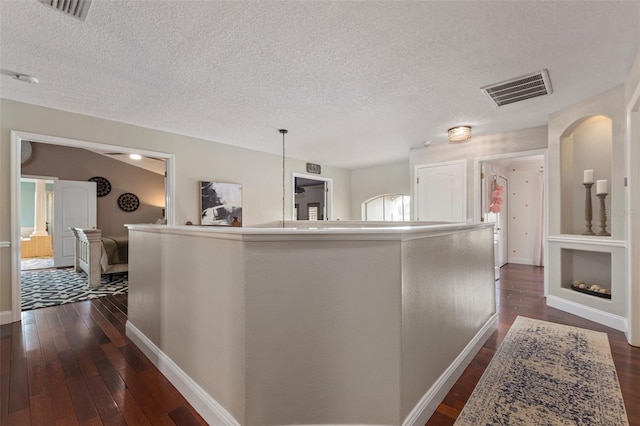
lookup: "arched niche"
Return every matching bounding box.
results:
[560,114,612,235]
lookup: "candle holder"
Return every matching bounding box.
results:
[582,183,595,235]
[596,193,611,236]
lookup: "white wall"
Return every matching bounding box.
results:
[0,98,351,312]
[409,126,548,220]
[350,161,410,220]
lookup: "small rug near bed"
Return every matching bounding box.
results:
[21,267,128,311]
[455,316,629,425]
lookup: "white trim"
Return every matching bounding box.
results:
[546,295,628,332]
[0,311,14,325]
[402,313,498,426]
[547,235,628,248]
[11,132,22,322]
[414,159,467,222]
[291,172,333,221]
[10,130,176,323]
[126,222,493,243]
[125,321,240,426]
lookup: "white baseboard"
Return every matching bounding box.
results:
[402,313,498,426]
[125,321,240,426]
[546,295,628,332]
[0,310,14,325]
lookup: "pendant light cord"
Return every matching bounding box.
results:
[279,129,288,228]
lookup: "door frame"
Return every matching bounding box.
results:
[473,148,548,294]
[10,130,176,322]
[413,159,467,222]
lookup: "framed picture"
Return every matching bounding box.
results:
[200,181,243,226]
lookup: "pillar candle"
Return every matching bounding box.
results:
[583,169,594,184]
[596,179,607,195]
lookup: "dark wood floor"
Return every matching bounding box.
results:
[2,265,638,425]
[427,264,640,425]
[0,294,207,425]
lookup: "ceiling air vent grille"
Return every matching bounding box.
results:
[38,0,92,21]
[481,69,552,107]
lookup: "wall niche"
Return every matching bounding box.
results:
[561,248,612,297]
[560,115,612,235]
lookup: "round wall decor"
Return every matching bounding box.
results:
[118,193,140,212]
[88,176,112,197]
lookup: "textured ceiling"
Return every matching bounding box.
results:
[1,1,639,169]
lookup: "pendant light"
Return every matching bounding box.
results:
[279,129,288,228]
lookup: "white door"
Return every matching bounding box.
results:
[497,176,508,267]
[415,161,466,222]
[481,164,509,277]
[53,180,97,267]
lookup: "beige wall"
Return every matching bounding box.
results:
[0,98,351,313]
[559,116,612,235]
[548,85,626,239]
[22,143,165,237]
[409,126,548,220]
[350,160,410,220]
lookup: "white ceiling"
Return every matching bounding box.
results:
[1,1,638,170]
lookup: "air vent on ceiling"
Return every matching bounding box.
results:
[38,0,92,21]
[481,69,552,107]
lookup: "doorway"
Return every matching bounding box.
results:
[10,131,175,321]
[292,173,332,221]
[19,176,55,271]
[475,150,546,280]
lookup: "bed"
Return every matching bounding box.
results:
[70,227,128,288]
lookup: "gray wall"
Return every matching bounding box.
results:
[350,161,410,220]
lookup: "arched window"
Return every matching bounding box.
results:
[362,194,410,221]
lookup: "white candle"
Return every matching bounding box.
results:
[596,179,607,195]
[583,169,594,184]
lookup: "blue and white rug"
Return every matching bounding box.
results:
[21,268,128,311]
[455,316,629,425]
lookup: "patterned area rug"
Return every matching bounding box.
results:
[455,316,629,425]
[21,268,128,311]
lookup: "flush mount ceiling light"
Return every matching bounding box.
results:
[15,73,39,84]
[448,126,472,143]
[129,154,142,160]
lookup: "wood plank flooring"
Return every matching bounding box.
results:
[2,264,638,425]
[0,294,207,426]
[427,264,640,425]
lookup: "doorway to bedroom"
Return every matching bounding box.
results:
[12,131,174,315]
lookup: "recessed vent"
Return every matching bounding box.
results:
[38,0,92,21]
[481,70,552,107]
